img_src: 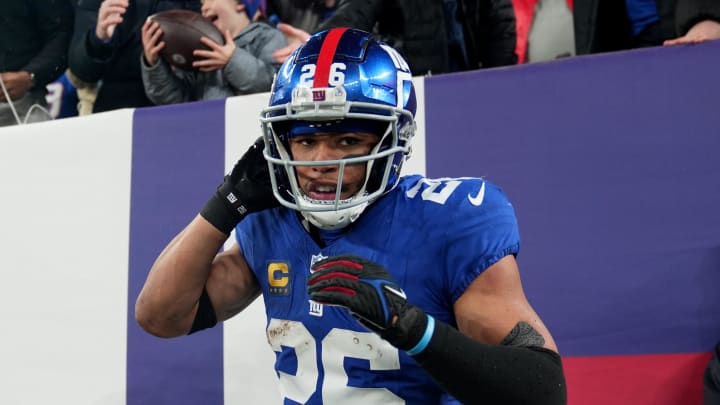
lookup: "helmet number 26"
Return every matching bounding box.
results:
[299,63,347,87]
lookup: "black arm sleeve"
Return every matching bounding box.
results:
[412,320,567,405]
[188,288,218,334]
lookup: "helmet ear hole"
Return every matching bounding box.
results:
[365,157,387,194]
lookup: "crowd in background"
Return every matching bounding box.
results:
[1,0,719,126]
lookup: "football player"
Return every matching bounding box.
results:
[136,28,567,404]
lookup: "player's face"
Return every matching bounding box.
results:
[289,132,380,201]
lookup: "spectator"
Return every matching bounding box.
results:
[0,0,74,126]
[524,0,575,63]
[574,0,720,54]
[66,69,98,116]
[45,70,80,119]
[140,0,285,105]
[266,0,337,33]
[707,341,720,405]
[68,0,201,113]
[272,0,518,76]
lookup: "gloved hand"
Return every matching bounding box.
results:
[200,137,280,234]
[308,255,428,351]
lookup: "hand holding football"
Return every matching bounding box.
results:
[148,9,225,71]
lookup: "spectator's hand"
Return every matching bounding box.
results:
[272,23,310,64]
[664,20,720,46]
[95,0,129,42]
[0,71,33,102]
[193,30,237,72]
[141,19,165,66]
[307,255,428,351]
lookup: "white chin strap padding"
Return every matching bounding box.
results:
[302,202,368,230]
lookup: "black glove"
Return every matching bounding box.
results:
[307,255,428,351]
[200,137,279,234]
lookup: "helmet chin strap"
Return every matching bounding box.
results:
[299,148,380,230]
[300,198,369,230]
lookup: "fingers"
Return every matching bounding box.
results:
[191,58,224,72]
[101,5,128,17]
[664,21,720,46]
[142,19,163,43]
[272,44,300,64]
[198,36,221,51]
[276,23,311,42]
[223,29,234,45]
[663,36,705,46]
[307,276,360,308]
[142,19,164,65]
[194,32,235,71]
[308,276,359,294]
[309,289,356,307]
[96,0,129,41]
[0,72,32,100]
[273,23,309,63]
[663,36,693,46]
[308,271,360,291]
[99,0,129,20]
[312,257,365,273]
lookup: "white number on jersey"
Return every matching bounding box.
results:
[405,178,463,205]
[267,319,405,404]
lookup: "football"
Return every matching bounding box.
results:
[149,9,225,71]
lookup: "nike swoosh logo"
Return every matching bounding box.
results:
[467,182,486,206]
[384,285,407,300]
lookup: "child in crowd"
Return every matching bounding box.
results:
[70,0,202,113]
[140,0,285,105]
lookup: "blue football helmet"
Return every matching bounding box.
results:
[260,28,417,230]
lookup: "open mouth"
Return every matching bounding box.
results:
[306,183,349,201]
[205,14,219,27]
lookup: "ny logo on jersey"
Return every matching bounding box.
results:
[309,300,323,317]
[310,253,327,271]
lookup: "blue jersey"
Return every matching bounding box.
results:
[236,175,520,405]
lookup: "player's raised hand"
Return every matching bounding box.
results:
[200,137,280,234]
[193,29,236,72]
[308,255,428,350]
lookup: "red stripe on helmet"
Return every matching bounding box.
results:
[313,28,348,88]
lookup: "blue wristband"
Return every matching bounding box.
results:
[406,314,435,356]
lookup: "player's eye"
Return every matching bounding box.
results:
[338,136,362,147]
[292,137,314,147]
